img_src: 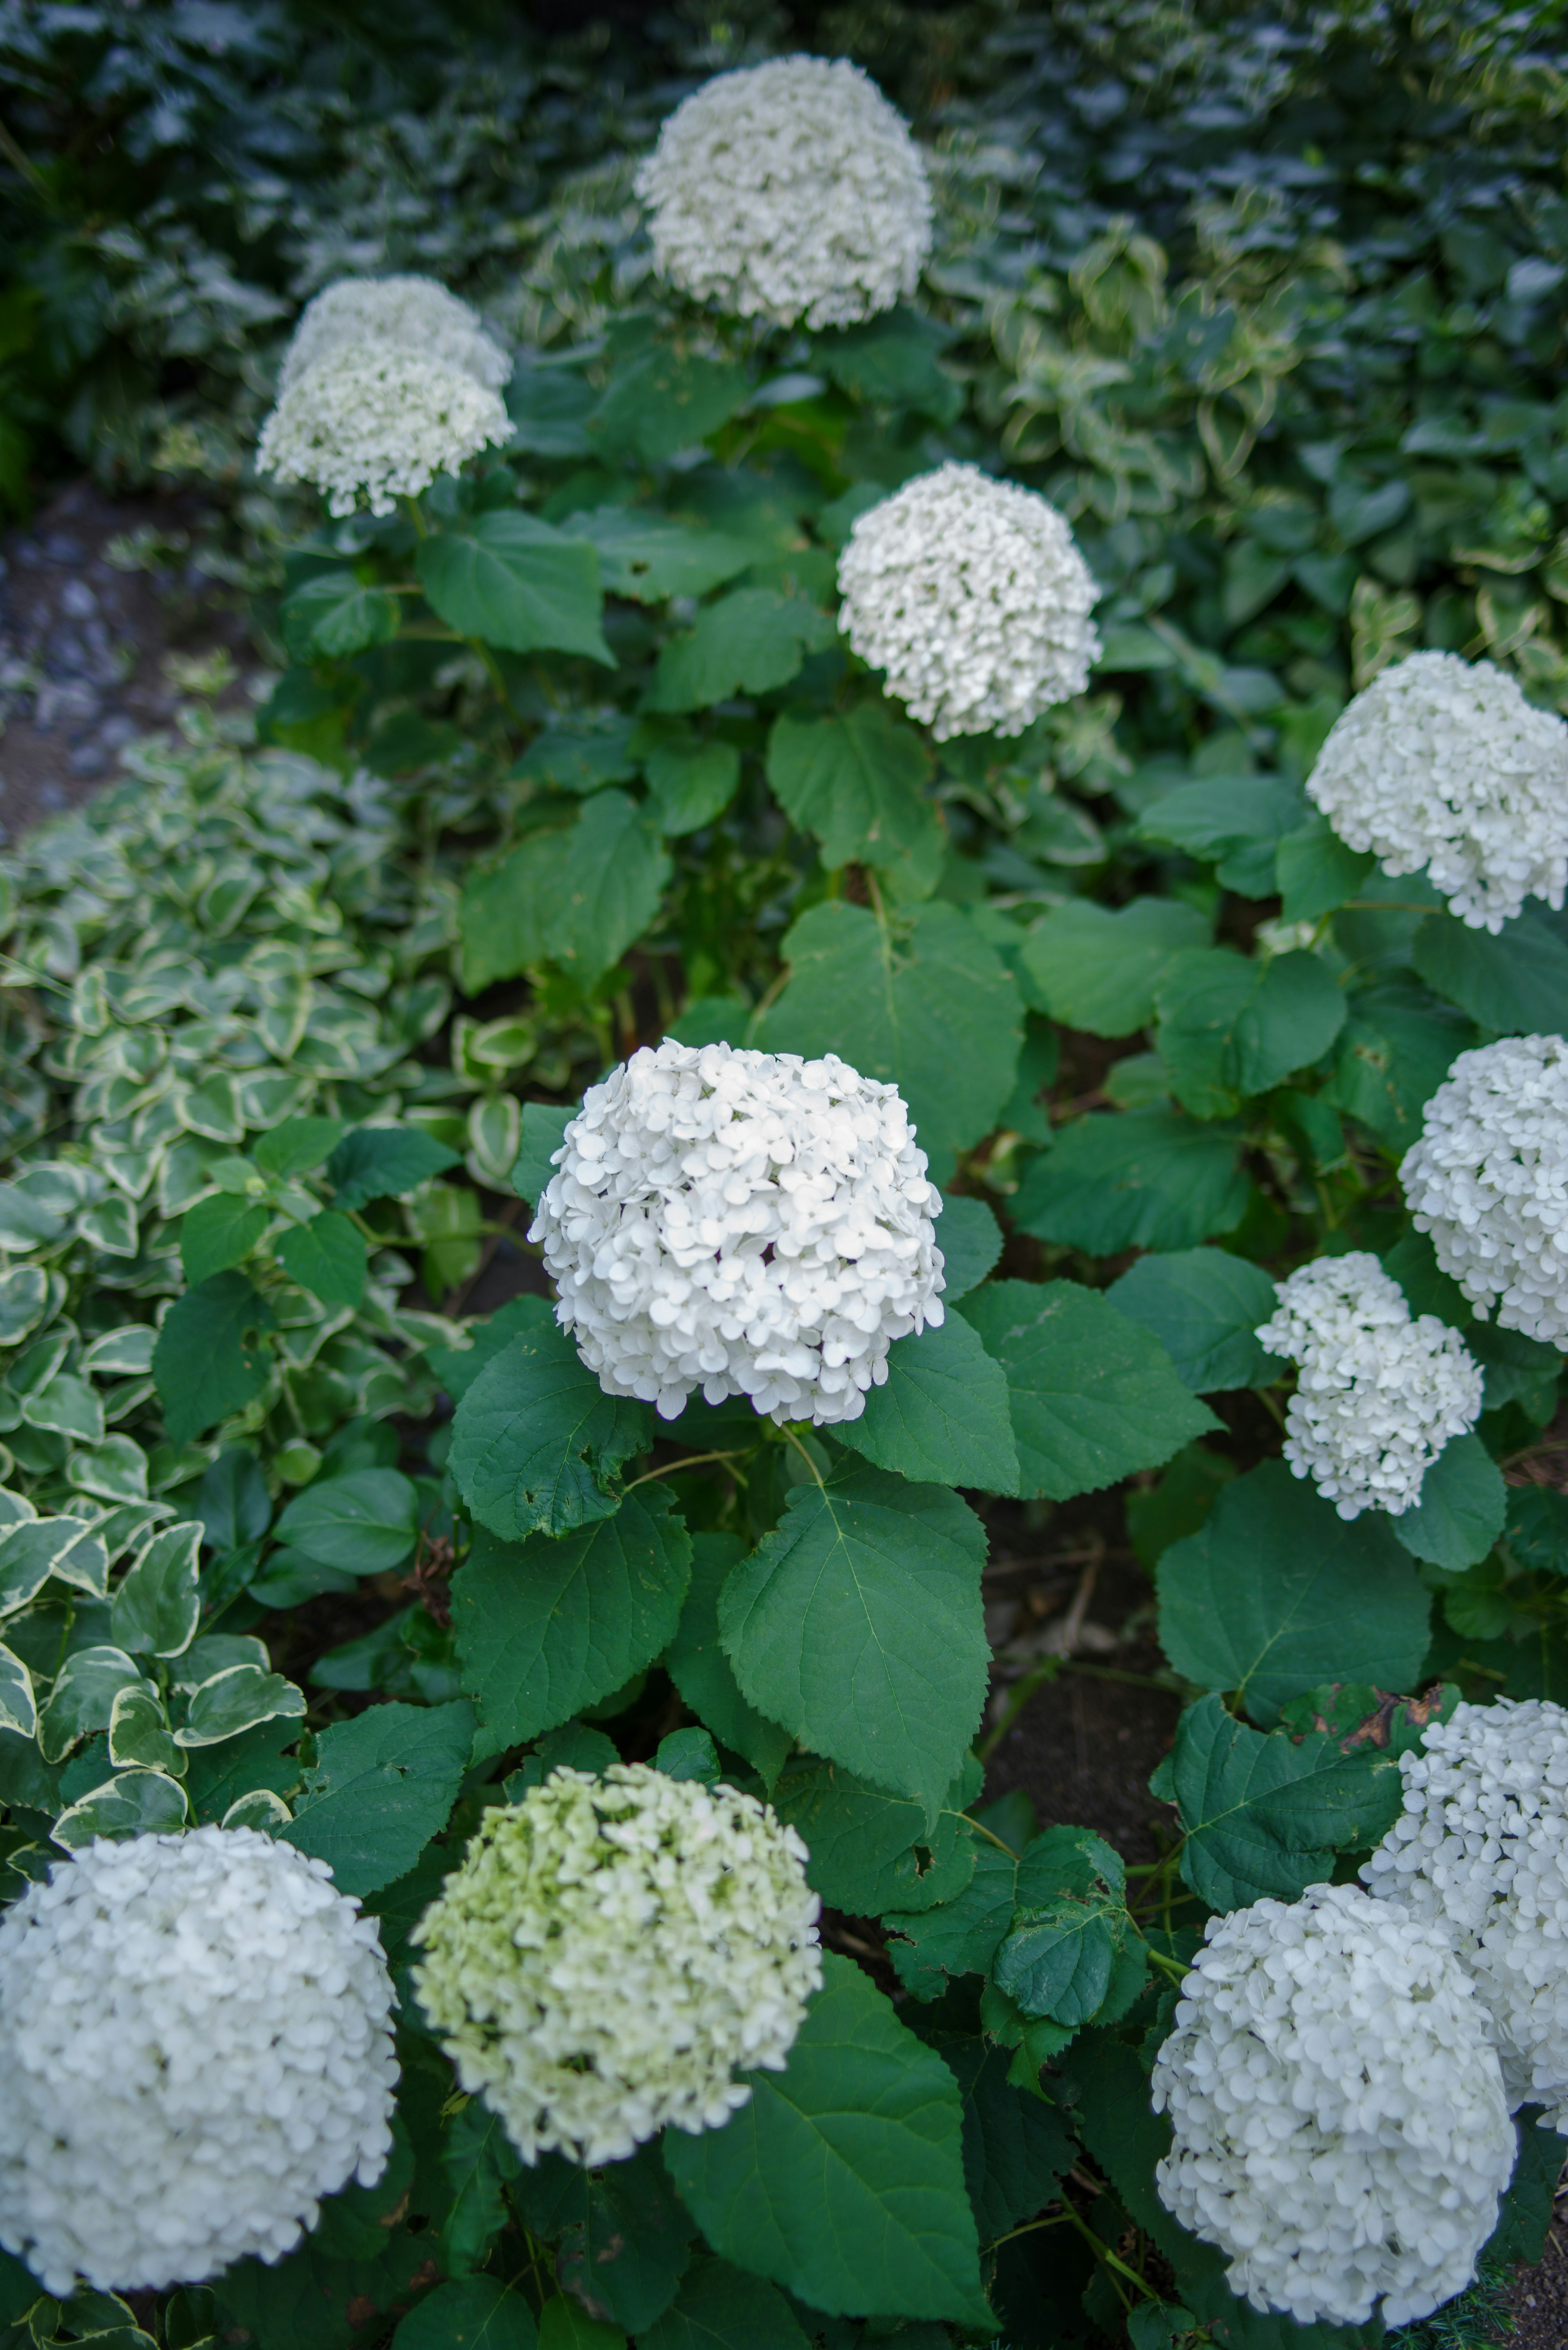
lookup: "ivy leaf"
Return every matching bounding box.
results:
[1154,948,1346,1119]
[460,792,671,990]
[665,1533,793,1787]
[52,1767,188,1848]
[274,1209,367,1307]
[1412,909,1568,1033]
[279,569,399,663]
[453,1487,692,1756]
[416,513,612,663]
[644,736,742,836]
[1107,1249,1284,1393]
[179,1193,269,1285]
[771,1756,978,1917]
[992,1826,1139,2027]
[152,1271,277,1447]
[276,1470,420,1572]
[1020,899,1209,1038]
[448,1323,651,1540]
[111,1521,201,1657]
[935,1197,1003,1300]
[37,1646,147,1763]
[637,2257,809,2350]
[1390,1432,1508,1570]
[1013,1109,1250,1254]
[883,1838,1021,1999]
[648,589,833,713]
[718,1464,989,1820]
[559,508,753,601]
[175,1661,306,1748]
[327,1126,461,1209]
[283,1699,474,1896]
[837,1315,1018,1492]
[960,1280,1218,1501]
[765,705,942,880]
[662,1955,990,2326]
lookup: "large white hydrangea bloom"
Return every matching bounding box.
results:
[529,1039,945,1425]
[635,56,931,331]
[278,275,511,395]
[256,341,510,516]
[836,464,1100,739]
[413,1765,822,2166]
[1305,651,1568,932]
[1256,1252,1483,1518]
[1401,1034,1568,1345]
[0,1827,397,2295]
[1152,1882,1514,2330]
[1364,1697,1568,2130]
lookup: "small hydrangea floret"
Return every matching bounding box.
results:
[1255,1251,1483,1518]
[1364,1695,1568,2130]
[529,1038,945,1425]
[635,56,931,330]
[1306,651,1568,932]
[256,341,510,517]
[1152,1881,1514,2330]
[1400,1033,1568,1345]
[836,463,1100,739]
[412,1764,822,2166]
[0,1826,397,2295]
[278,275,511,395]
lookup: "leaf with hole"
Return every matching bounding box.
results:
[448,1323,650,1540]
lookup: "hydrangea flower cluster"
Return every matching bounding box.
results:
[0,1828,397,2295]
[1400,1034,1568,1345]
[1364,1697,1568,2130]
[277,275,511,395]
[1255,1252,1483,1518]
[1152,1881,1514,2329]
[635,56,931,330]
[412,1765,822,2167]
[529,1039,945,1425]
[257,342,510,517]
[1305,651,1568,931]
[836,464,1101,739]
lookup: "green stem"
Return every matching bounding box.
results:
[623,1449,749,1492]
[780,1423,825,1488]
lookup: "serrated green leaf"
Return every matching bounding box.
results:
[771,1756,978,1916]
[252,1115,349,1179]
[929,2033,1074,2242]
[417,513,612,663]
[538,2302,624,2350]
[1412,909,1568,1033]
[459,792,671,990]
[883,1838,1021,1998]
[1136,776,1305,894]
[1107,1249,1284,1392]
[1275,814,1376,922]
[1505,1485,1568,1574]
[276,1469,419,1572]
[935,1196,1002,1300]
[666,1533,793,1786]
[817,308,961,421]
[512,719,636,794]
[1020,898,1209,1038]
[648,589,832,713]
[438,2097,523,2281]
[555,2140,695,2332]
[1013,1109,1250,1254]
[112,1521,201,1657]
[151,1271,277,1448]
[1163,1693,1372,1909]
[274,1210,366,1307]
[1390,1431,1507,1570]
[283,1699,474,1896]
[837,1315,1018,1492]
[427,1297,557,1406]
[637,2256,808,2350]
[327,1126,461,1210]
[992,1826,1137,2027]
[588,346,750,466]
[1486,2114,1568,2267]
[1331,986,1477,1153]
[512,1103,575,1207]
[179,1193,269,1284]
[559,508,753,602]
[448,1324,651,1540]
[645,735,742,836]
[394,2278,538,2350]
[1154,948,1345,1119]
[718,1464,988,1819]
[766,705,941,879]
[281,570,399,663]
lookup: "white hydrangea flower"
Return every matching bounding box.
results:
[0,1827,397,2296]
[635,55,931,331]
[1400,1034,1568,1345]
[529,1038,945,1425]
[412,1764,822,2167]
[278,275,511,395]
[256,341,510,517]
[1364,1696,1568,2130]
[1305,651,1568,932]
[836,463,1101,740]
[1152,1881,1514,2330]
[1256,1252,1483,1519]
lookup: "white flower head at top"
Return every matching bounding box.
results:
[1305,651,1568,932]
[412,1764,822,2167]
[0,1827,397,2296]
[836,464,1101,740]
[277,275,512,396]
[1152,1881,1514,2330]
[635,55,932,331]
[1364,1696,1568,2131]
[528,1038,945,1425]
[1255,1251,1483,1518]
[256,341,510,516]
[1400,1033,1568,1346]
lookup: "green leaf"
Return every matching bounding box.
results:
[508,361,592,457]
[52,1766,188,1848]
[1412,909,1568,1032]
[394,2278,537,2350]
[512,1104,575,1207]
[1331,987,1476,1153]
[648,589,833,713]
[38,1645,147,1763]
[281,570,399,663]
[0,1642,35,1738]
[283,1699,474,1896]
[275,1210,367,1307]
[771,1756,978,1916]
[1157,1460,1431,1723]
[197,1449,273,1550]
[0,1514,107,1612]
[1137,776,1305,895]
[1107,1249,1284,1392]
[759,900,1023,1184]
[512,719,636,794]
[838,1315,1018,1492]
[452,1488,692,1757]
[653,1725,720,1783]
[1390,1431,1507,1570]
[662,1955,989,2325]
[1487,2114,1568,2266]
[936,1197,1003,1300]
[252,1115,347,1181]
[108,1680,178,1773]
[637,2257,809,2350]
[1019,899,1209,1038]
[440,2096,522,2280]
[1013,1108,1250,1253]
[766,706,942,880]
[559,508,753,602]
[416,513,612,663]
[555,2141,696,2332]
[718,1464,989,1819]
[1505,1485,1568,1574]
[175,1661,306,1748]
[666,1533,793,1786]
[929,2032,1074,2242]
[111,1521,201,1657]
[276,1470,419,1572]
[448,1323,651,1540]
[1154,949,1346,1119]
[883,1838,1021,1998]
[817,308,961,421]
[588,346,750,466]
[1163,1693,1365,1909]
[992,1826,1138,2027]
[459,792,671,990]
[645,736,742,836]
[1275,814,1376,922]
[538,2302,624,2350]
[180,1193,269,1284]
[960,1280,1218,1501]
[152,1272,277,1447]
[327,1127,461,1210]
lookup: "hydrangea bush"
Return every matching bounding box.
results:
[1,26,1568,2350]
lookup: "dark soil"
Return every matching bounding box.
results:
[1508,2209,1568,2348]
